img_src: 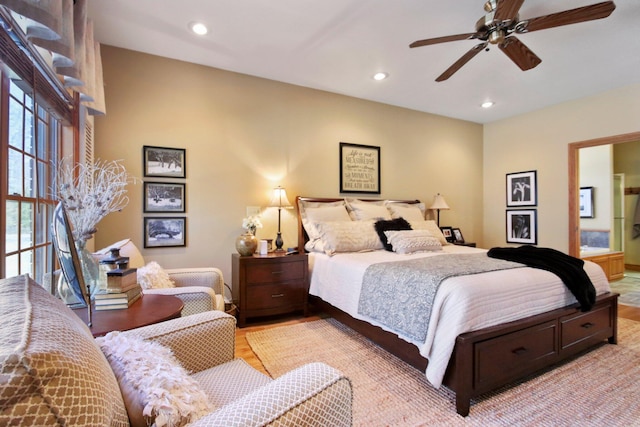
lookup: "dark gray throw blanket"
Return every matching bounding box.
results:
[487,245,596,311]
[357,253,524,342]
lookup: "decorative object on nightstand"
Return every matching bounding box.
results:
[429,193,450,226]
[236,232,258,256]
[232,252,309,327]
[269,186,293,252]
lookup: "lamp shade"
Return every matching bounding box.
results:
[429,193,450,210]
[269,186,292,208]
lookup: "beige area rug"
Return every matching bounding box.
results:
[246,318,640,427]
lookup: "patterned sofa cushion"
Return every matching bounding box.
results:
[0,275,129,426]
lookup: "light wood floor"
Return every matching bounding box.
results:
[235,304,640,376]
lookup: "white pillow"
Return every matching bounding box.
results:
[383,230,443,254]
[316,220,383,255]
[409,220,449,245]
[385,202,426,222]
[345,198,392,221]
[137,261,175,290]
[97,331,214,427]
[298,200,351,246]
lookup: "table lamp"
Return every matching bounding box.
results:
[269,186,293,252]
[429,193,450,227]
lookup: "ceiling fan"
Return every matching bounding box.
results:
[409,0,616,82]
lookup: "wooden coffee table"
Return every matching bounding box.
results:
[73,294,183,337]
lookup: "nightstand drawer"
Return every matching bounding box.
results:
[244,283,305,310]
[246,260,305,284]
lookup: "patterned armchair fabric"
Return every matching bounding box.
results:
[0,275,353,427]
[97,239,225,315]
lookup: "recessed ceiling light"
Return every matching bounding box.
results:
[189,22,208,35]
[481,101,494,108]
[373,72,388,81]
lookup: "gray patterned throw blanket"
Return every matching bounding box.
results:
[357,253,524,341]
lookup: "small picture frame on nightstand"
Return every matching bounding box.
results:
[440,226,454,243]
[452,228,465,244]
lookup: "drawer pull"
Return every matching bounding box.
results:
[271,271,283,275]
[512,347,528,355]
[581,322,595,329]
[271,293,285,298]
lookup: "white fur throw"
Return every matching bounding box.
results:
[137,261,175,290]
[98,331,214,427]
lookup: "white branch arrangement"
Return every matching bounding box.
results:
[56,158,134,243]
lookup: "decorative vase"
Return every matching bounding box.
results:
[236,232,258,256]
[76,240,104,298]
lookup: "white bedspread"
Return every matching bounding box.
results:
[308,245,611,388]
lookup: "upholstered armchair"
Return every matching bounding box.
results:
[0,275,353,427]
[95,239,225,316]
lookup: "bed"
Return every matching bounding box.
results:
[296,196,618,416]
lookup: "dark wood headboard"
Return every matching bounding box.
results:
[295,196,421,252]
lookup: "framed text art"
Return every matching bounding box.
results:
[340,142,380,194]
[506,170,537,207]
[143,146,186,178]
[144,217,186,248]
[506,209,537,245]
[143,182,186,213]
[580,186,595,218]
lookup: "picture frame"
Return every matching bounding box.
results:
[506,170,537,207]
[339,142,381,194]
[143,182,186,213]
[440,226,454,243]
[579,186,595,218]
[144,217,186,248]
[506,209,537,245]
[143,146,186,178]
[452,227,465,244]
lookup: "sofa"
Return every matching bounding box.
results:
[0,275,353,426]
[94,239,226,316]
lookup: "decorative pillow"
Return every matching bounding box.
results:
[97,331,214,427]
[374,217,412,251]
[315,220,383,255]
[137,261,175,290]
[345,198,392,221]
[385,202,426,222]
[298,200,351,250]
[384,230,443,254]
[409,220,449,245]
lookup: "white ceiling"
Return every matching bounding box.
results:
[87,0,640,124]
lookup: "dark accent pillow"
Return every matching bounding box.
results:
[374,217,412,251]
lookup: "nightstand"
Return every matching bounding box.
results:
[232,252,309,327]
[454,242,476,247]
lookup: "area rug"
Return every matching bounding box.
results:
[246,318,640,426]
[619,291,640,307]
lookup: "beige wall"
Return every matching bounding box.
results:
[483,84,640,252]
[94,46,483,293]
[580,145,612,232]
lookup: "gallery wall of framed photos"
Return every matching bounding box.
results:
[505,170,537,245]
[142,146,187,248]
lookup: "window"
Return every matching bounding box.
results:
[2,74,61,285]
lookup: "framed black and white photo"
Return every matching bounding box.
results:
[143,146,186,178]
[580,186,595,218]
[506,209,537,245]
[340,142,380,194]
[144,182,185,213]
[452,227,465,244]
[506,170,537,207]
[144,217,186,248]
[440,226,454,243]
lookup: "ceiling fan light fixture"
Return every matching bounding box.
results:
[189,21,208,36]
[373,72,389,81]
[481,101,494,108]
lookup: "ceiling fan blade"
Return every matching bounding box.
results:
[494,0,526,21]
[499,36,541,71]
[410,33,478,48]
[436,42,487,82]
[519,1,616,33]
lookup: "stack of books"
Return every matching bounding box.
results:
[94,268,141,311]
